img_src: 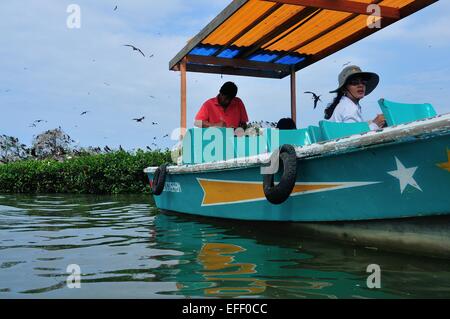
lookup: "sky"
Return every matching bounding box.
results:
[1,0,449,151]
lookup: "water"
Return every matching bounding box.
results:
[0,194,449,299]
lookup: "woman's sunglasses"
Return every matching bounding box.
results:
[348,79,368,86]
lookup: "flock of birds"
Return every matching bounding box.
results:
[27,109,171,150]
[5,3,440,153]
[76,143,164,154]
[18,41,327,144]
[2,41,367,143]
[20,4,168,150]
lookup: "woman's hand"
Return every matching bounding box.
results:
[373,114,387,128]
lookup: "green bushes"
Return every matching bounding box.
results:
[0,150,172,194]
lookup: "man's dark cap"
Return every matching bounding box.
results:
[220,82,238,99]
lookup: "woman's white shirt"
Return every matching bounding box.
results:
[329,96,379,130]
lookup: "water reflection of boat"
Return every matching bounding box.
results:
[153,213,450,298]
[153,213,399,299]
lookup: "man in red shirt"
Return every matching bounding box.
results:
[194,82,249,129]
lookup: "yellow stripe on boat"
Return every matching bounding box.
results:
[437,149,450,172]
[198,179,380,206]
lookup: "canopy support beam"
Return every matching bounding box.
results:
[186,55,290,74]
[290,68,297,125]
[185,64,285,79]
[180,57,187,141]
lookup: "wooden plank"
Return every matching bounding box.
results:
[255,0,382,66]
[267,0,400,19]
[293,0,439,75]
[286,14,359,53]
[169,0,249,71]
[399,0,438,18]
[269,14,357,64]
[238,7,318,59]
[186,54,291,74]
[214,3,283,58]
[294,24,393,73]
[180,58,187,140]
[261,8,323,52]
[273,0,382,61]
[186,64,285,79]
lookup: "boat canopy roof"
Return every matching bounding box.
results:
[170,0,437,79]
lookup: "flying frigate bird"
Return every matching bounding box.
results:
[124,44,146,57]
[304,91,322,109]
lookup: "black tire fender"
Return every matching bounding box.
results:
[152,164,168,196]
[263,144,298,205]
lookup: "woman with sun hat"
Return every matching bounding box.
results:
[325,65,386,130]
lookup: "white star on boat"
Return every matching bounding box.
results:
[388,157,422,194]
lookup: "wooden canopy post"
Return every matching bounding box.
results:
[180,57,187,141]
[290,68,297,125]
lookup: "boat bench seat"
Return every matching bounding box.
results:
[319,120,370,141]
[182,127,319,164]
[378,98,437,126]
[182,128,233,164]
[308,125,324,143]
[266,128,314,152]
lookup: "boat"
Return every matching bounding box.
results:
[145,0,449,223]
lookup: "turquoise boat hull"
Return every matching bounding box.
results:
[147,122,450,222]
